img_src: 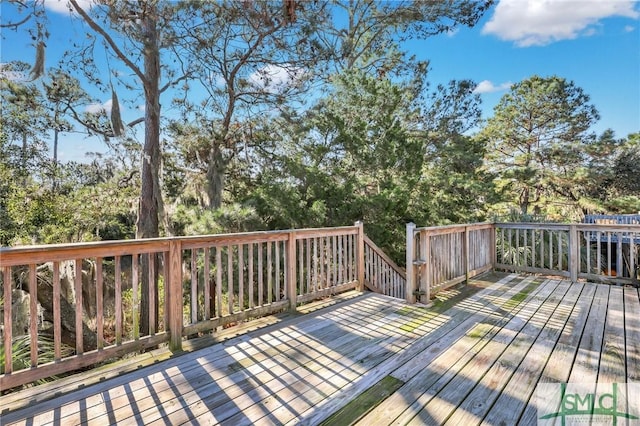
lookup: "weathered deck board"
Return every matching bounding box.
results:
[1,273,638,426]
[402,278,561,425]
[480,281,585,425]
[517,282,597,424]
[442,280,573,425]
[353,275,542,425]
[625,287,640,383]
[295,274,538,426]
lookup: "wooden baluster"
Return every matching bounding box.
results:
[204,248,210,319]
[115,256,122,345]
[75,258,84,353]
[191,249,198,324]
[239,244,245,309]
[96,257,104,349]
[3,266,13,373]
[298,239,304,296]
[306,239,312,293]
[257,243,263,306]
[312,238,318,292]
[148,253,156,335]
[248,243,254,309]
[266,242,272,304]
[29,264,38,367]
[274,241,280,301]
[216,247,223,316]
[228,245,234,314]
[132,254,139,341]
[53,261,61,359]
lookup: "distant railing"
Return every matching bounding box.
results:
[495,223,571,277]
[495,222,640,284]
[407,221,640,304]
[0,224,366,390]
[584,214,640,225]
[406,223,494,303]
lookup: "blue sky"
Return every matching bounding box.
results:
[1,0,639,163]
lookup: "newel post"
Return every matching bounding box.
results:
[406,222,417,303]
[168,239,183,352]
[286,230,297,310]
[355,221,365,292]
[569,224,578,282]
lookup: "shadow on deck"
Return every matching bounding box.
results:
[1,272,639,425]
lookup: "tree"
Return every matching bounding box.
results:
[42,69,90,189]
[245,70,486,262]
[0,61,51,184]
[172,0,328,210]
[68,0,171,241]
[66,0,193,335]
[323,0,493,75]
[610,133,640,197]
[583,131,640,213]
[482,75,599,217]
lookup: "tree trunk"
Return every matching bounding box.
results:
[520,186,530,215]
[21,132,27,186]
[52,127,59,190]
[206,143,226,210]
[137,9,161,336]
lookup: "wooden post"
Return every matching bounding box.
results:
[421,229,431,303]
[406,223,416,303]
[3,266,13,374]
[464,226,470,284]
[168,239,183,352]
[569,224,578,282]
[491,223,497,271]
[355,221,365,292]
[286,230,297,310]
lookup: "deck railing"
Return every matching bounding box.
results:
[2,220,638,390]
[405,223,495,303]
[495,222,640,284]
[407,221,640,303]
[1,223,390,390]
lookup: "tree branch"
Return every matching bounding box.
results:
[69,0,146,84]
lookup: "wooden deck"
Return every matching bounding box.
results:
[1,273,639,425]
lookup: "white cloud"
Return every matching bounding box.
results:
[624,25,636,32]
[44,0,92,15]
[446,28,460,38]
[482,0,640,46]
[85,99,112,114]
[473,80,512,94]
[248,64,304,91]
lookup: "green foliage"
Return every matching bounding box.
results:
[483,75,600,218]
[0,333,73,379]
[242,69,490,263]
[171,204,263,236]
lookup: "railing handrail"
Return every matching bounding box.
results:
[0,223,368,390]
[414,222,494,235]
[0,225,360,267]
[496,222,640,230]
